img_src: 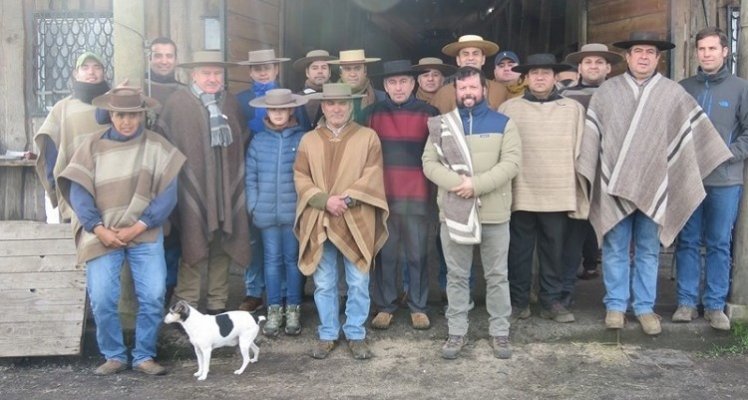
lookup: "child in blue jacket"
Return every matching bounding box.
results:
[246,89,308,336]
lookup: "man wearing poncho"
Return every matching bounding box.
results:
[294,83,389,360]
[577,32,732,335]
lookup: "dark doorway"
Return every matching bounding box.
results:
[282,0,582,90]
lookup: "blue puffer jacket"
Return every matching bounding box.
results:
[245,122,307,229]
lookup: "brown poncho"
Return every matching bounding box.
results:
[57,129,186,263]
[34,96,106,218]
[577,72,732,247]
[294,120,389,275]
[156,87,251,266]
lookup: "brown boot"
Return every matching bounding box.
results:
[310,340,337,359]
[370,312,393,330]
[238,296,264,312]
[410,312,431,330]
[93,360,127,376]
[637,313,662,336]
[133,360,167,376]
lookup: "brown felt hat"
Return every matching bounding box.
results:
[306,83,365,100]
[238,49,290,66]
[293,49,337,71]
[92,87,159,112]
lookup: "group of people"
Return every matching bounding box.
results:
[34,26,747,374]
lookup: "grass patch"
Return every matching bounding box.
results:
[705,321,748,357]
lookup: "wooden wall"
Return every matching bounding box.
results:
[586,0,669,76]
[225,0,282,94]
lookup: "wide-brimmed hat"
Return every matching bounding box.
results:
[238,49,290,66]
[92,87,159,112]
[293,49,337,71]
[565,43,624,65]
[442,34,499,57]
[327,49,381,65]
[307,83,365,100]
[178,51,238,68]
[412,57,457,75]
[372,60,419,79]
[613,31,675,51]
[248,88,308,108]
[512,53,570,74]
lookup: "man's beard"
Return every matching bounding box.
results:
[457,94,479,108]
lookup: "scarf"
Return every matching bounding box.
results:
[249,81,277,134]
[347,78,377,109]
[426,109,481,244]
[72,80,110,104]
[190,83,233,147]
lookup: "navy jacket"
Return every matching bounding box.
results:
[245,121,306,229]
[680,66,748,186]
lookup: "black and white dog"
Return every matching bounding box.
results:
[164,300,265,380]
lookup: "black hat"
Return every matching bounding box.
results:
[613,31,675,51]
[372,59,420,79]
[511,53,570,74]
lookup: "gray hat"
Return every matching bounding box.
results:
[238,49,290,66]
[307,83,365,100]
[293,49,337,71]
[565,43,624,64]
[412,57,457,75]
[249,88,308,108]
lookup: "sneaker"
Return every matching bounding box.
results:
[540,302,575,323]
[671,305,698,323]
[284,304,302,335]
[410,312,431,330]
[310,340,336,359]
[133,360,167,376]
[704,309,731,331]
[441,335,467,359]
[510,306,531,322]
[93,360,127,376]
[347,339,373,360]
[238,296,264,313]
[491,336,512,359]
[370,312,393,330]
[605,310,625,329]
[637,313,662,335]
[263,304,284,337]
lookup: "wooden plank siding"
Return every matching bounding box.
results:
[0,221,85,357]
[586,0,669,76]
[226,0,282,94]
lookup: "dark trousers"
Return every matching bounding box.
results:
[508,211,568,309]
[372,213,429,313]
[561,219,599,293]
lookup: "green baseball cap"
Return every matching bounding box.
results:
[75,51,104,69]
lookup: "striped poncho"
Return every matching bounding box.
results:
[293,120,389,275]
[577,72,732,247]
[57,129,186,263]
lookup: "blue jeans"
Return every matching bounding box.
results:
[602,211,660,315]
[676,185,742,311]
[261,225,302,306]
[313,241,370,341]
[244,224,265,297]
[86,233,166,366]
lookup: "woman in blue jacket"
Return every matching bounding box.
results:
[246,89,308,336]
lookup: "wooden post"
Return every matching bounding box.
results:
[727,0,748,321]
[113,0,146,87]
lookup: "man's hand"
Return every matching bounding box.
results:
[325,195,349,217]
[94,225,126,248]
[116,222,147,244]
[449,175,475,199]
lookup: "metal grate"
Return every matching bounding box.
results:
[728,6,740,74]
[32,11,114,116]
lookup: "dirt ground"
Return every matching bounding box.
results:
[2,304,748,400]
